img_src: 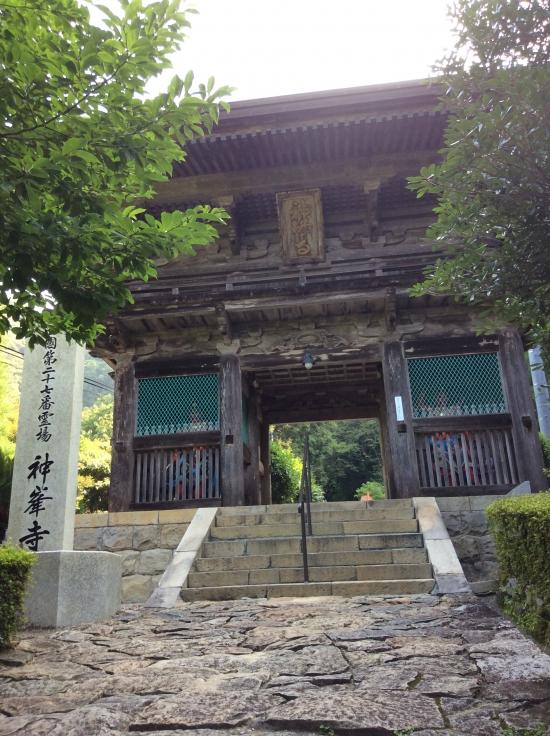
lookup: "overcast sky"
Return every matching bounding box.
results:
[135,0,456,102]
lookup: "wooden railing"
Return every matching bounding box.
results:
[132,432,220,505]
[413,414,518,492]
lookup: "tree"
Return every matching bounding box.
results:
[408,0,550,350]
[274,420,383,502]
[77,393,113,513]
[0,0,232,347]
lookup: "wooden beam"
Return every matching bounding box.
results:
[109,355,137,512]
[219,354,245,506]
[385,286,397,333]
[498,329,548,492]
[133,431,220,450]
[404,335,499,357]
[417,484,513,497]
[267,405,379,424]
[260,419,272,504]
[215,305,233,345]
[148,151,441,204]
[412,413,513,433]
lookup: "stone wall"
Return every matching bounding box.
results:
[73,509,196,603]
[437,495,504,590]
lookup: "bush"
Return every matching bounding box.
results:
[486,493,550,646]
[539,432,550,480]
[76,437,110,513]
[354,480,386,500]
[0,447,13,540]
[0,542,35,647]
[270,441,302,505]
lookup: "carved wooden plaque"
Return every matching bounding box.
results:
[276,189,325,264]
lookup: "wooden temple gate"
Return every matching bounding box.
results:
[93,81,548,511]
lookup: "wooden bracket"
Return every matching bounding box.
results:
[215,305,233,345]
[363,182,380,242]
[103,313,132,353]
[385,286,397,333]
[217,195,242,255]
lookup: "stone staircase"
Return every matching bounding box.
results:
[180,499,435,601]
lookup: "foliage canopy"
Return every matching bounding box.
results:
[0,0,231,346]
[408,0,550,349]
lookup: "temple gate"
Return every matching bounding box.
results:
[91,80,547,511]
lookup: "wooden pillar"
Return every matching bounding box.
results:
[381,341,420,498]
[498,330,548,492]
[260,419,272,505]
[244,385,261,506]
[109,354,137,512]
[219,354,245,506]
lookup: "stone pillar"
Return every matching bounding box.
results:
[528,346,550,439]
[499,330,548,492]
[109,354,137,512]
[7,335,122,627]
[219,354,245,506]
[381,341,419,498]
[8,335,84,550]
[260,419,272,505]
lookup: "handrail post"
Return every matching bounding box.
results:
[305,436,313,536]
[298,460,309,583]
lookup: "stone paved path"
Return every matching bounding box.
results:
[1,594,549,736]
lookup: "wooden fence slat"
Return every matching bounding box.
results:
[504,429,517,484]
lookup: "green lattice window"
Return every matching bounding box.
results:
[136,374,219,435]
[407,353,506,418]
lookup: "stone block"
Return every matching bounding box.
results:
[309,565,356,582]
[202,539,246,558]
[24,551,121,627]
[436,496,471,512]
[102,525,134,552]
[210,523,302,540]
[278,568,304,584]
[249,568,281,585]
[118,549,140,575]
[311,550,393,567]
[138,548,173,575]
[467,510,490,535]
[452,535,480,563]
[267,582,332,598]
[425,538,465,576]
[310,521,345,536]
[187,569,249,588]
[160,523,189,548]
[440,512,466,537]
[73,526,105,551]
[332,579,434,596]
[158,508,197,524]
[133,524,161,551]
[180,584,267,602]
[356,563,433,581]
[470,495,505,510]
[122,574,153,603]
[247,537,301,556]
[109,510,158,526]
[344,519,418,535]
[391,548,428,564]
[478,535,498,562]
[74,513,108,528]
[195,554,271,572]
[309,536,358,553]
[358,533,422,550]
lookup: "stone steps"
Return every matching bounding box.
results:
[180,499,435,601]
[187,562,433,588]
[180,578,436,602]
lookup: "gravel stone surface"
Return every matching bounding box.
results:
[0,594,549,735]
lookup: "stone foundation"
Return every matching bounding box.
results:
[436,495,504,588]
[73,509,196,603]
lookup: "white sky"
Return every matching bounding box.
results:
[126,0,456,102]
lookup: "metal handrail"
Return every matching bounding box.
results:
[297,435,313,582]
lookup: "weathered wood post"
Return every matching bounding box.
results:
[260,419,272,504]
[219,354,245,506]
[498,330,548,492]
[109,354,137,512]
[244,384,261,506]
[382,341,419,498]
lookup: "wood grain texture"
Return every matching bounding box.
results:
[382,341,419,498]
[219,354,245,506]
[498,330,548,492]
[109,356,137,512]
